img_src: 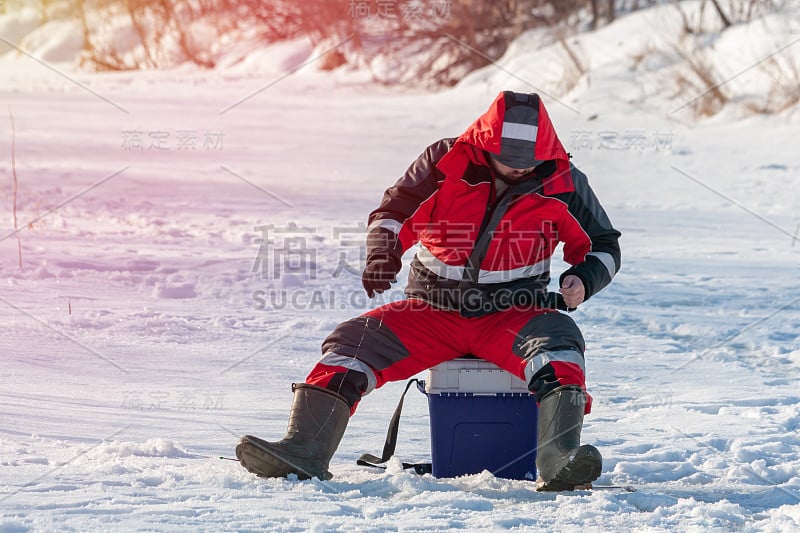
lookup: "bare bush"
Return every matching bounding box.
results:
[672,0,786,34]
[671,38,729,117]
[747,52,800,114]
[667,1,798,118]
[34,0,800,103]
[78,0,305,70]
[359,0,591,87]
[74,0,590,83]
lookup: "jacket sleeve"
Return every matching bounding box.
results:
[556,166,621,301]
[365,139,453,263]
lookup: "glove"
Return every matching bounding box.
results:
[361,256,401,298]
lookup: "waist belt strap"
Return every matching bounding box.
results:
[357,378,432,475]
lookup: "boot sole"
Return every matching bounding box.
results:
[236,435,327,480]
[536,445,602,491]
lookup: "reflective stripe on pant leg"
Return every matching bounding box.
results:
[313,352,378,394]
[306,354,378,414]
[511,312,586,381]
[309,301,468,410]
[512,312,586,356]
[512,313,585,381]
[322,314,411,374]
[527,358,593,414]
[522,349,586,385]
[308,309,414,409]
[510,311,592,412]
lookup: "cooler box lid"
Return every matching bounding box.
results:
[424,357,529,395]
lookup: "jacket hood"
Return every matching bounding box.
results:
[458,91,570,164]
[437,91,574,195]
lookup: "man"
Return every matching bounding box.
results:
[237,91,621,491]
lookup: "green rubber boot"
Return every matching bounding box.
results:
[236,383,350,480]
[535,385,602,491]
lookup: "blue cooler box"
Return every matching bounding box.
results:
[418,358,538,480]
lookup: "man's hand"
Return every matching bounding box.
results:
[361,257,401,298]
[560,275,585,308]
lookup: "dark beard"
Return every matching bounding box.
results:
[495,172,534,185]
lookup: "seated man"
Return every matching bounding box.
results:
[237,90,622,491]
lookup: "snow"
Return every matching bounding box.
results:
[1,3,800,532]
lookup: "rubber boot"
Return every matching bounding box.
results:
[535,385,602,491]
[236,383,350,480]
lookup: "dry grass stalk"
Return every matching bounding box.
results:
[9,105,22,268]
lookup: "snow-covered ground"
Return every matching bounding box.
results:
[1,4,799,532]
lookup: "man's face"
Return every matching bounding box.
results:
[491,159,537,182]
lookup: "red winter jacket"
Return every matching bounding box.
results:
[366,92,621,317]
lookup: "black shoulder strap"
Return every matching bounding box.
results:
[357,378,432,475]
